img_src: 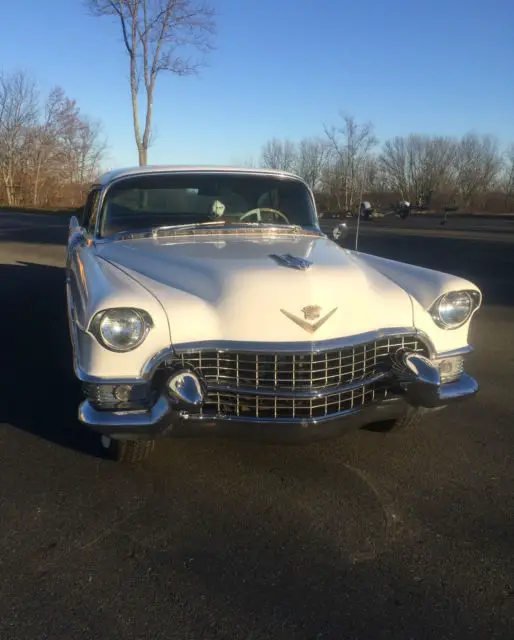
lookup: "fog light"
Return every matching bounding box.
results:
[437,356,464,383]
[113,384,133,402]
[167,369,205,406]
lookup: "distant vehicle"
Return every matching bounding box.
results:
[66,165,482,463]
[398,200,411,219]
[360,201,374,219]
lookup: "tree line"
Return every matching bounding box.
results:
[259,114,514,213]
[2,63,512,215]
[0,69,106,209]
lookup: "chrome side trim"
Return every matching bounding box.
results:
[66,279,83,381]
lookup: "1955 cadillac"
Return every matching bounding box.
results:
[66,166,482,462]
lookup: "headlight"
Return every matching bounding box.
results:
[430,290,480,329]
[89,308,153,352]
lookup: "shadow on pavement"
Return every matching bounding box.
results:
[0,261,103,459]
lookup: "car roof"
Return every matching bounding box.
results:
[94,165,304,187]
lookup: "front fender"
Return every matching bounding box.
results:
[68,250,171,380]
[355,252,482,353]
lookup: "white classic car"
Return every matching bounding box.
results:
[66,166,482,463]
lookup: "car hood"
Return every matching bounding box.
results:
[96,233,415,345]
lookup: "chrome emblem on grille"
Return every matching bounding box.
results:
[269,253,313,270]
[280,306,338,334]
[302,305,322,321]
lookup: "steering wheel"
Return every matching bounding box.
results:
[239,207,291,224]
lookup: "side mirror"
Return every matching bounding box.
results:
[332,223,349,243]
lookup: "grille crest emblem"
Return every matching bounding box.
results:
[302,305,322,321]
[280,306,338,334]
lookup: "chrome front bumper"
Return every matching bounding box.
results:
[78,371,479,443]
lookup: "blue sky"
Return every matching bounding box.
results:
[2,0,513,169]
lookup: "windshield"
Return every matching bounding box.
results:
[98,172,318,237]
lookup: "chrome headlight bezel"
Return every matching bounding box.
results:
[429,290,481,330]
[88,308,154,352]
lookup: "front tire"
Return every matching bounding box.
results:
[101,435,156,463]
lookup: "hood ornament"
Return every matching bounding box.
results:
[281,306,338,334]
[270,253,312,270]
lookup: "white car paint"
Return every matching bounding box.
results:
[66,166,482,382]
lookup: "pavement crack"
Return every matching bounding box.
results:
[341,463,418,562]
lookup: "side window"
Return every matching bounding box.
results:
[82,188,101,233]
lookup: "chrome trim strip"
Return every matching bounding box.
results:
[170,327,429,355]
[434,345,473,358]
[79,394,171,427]
[102,224,323,244]
[66,279,83,381]
[208,373,388,399]
[191,405,366,425]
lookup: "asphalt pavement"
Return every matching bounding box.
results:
[0,212,513,639]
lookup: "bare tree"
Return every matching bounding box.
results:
[501,144,514,193]
[455,133,502,207]
[86,0,216,166]
[0,72,107,209]
[0,70,39,205]
[295,137,329,190]
[260,137,297,172]
[324,113,378,211]
[379,134,458,205]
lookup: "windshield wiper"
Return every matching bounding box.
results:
[150,221,306,236]
[109,220,308,242]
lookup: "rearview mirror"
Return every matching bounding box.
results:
[332,223,349,243]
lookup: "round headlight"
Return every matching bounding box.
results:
[98,309,147,351]
[433,291,473,329]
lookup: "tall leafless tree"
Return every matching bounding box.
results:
[86,0,216,166]
[455,133,502,206]
[502,143,514,193]
[379,134,458,205]
[0,70,39,205]
[295,137,330,190]
[0,71,106,208]
[324,114,377,210]
[260,137,297,172]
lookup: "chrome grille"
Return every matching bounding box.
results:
[171,335,428,392]
[203,382,389,421]
[160,334,430,421]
